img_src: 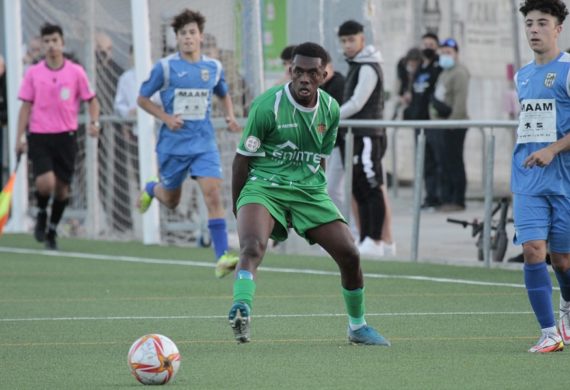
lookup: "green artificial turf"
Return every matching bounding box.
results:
[0,234,568,389]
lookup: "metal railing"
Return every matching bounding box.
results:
[83,116,517,267]
[340,119,518,268]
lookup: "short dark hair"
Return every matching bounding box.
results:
[40,23,63,38]
[171,9,206,34]
[519,0,568,24]
[422,32,439,43]
[280,45,297,61]
[405,47,422,62]
[291,42,329,66]
[338,20,364,37]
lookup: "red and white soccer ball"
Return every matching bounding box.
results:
[127,334,181,385]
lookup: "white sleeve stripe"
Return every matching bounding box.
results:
[274,90,282,118]
[160,58,170,91]
[237,149,266,157]
[566,68,570,97]
[215,60,222,84]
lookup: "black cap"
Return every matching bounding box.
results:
[338,20,364,36]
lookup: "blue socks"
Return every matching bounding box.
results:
[145,181,157,197]
[554,267,570,302]
[524,262,555,329]
[208,218,229,259]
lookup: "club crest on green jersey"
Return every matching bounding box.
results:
[544,73,556,88]
[244,136,261,152]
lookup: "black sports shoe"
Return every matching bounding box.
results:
[34,211,47,242]
[45,229,58,250]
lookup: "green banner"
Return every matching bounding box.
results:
[262,0,287,73]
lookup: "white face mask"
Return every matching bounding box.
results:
[439,54,455,69]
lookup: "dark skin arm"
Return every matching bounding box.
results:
[232,153,251,216]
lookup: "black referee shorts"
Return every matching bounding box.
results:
[28,131,78,184]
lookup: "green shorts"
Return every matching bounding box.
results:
[237,180,346,244]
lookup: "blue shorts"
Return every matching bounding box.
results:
[513,193,570,253]
[157,150,222,190]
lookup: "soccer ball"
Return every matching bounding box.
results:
[127,334,181,385]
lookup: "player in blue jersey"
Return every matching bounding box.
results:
[514,0,570,353]
[137,9,240,278]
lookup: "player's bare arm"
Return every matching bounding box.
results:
[220,94,241,132]
[231,153,250,216]
[524,132,570,168]
[137,95,183,130]
[15,101,32,154]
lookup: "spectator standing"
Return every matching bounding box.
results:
[23,36,42,69]
[337,20,388,258]
[406,33,443,210]
[429,38,470,212]
[274,45,296,86]
[399,48,422,119]
[136,9,241,278]
[114,45,140,231]
[95,32,124,115]
[15,23,101,250]
[96,32,132,232]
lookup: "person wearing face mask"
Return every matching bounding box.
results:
[406,33,443,210]
[429,38,470,212]
[399,47,422,120]
[336,20,389,258]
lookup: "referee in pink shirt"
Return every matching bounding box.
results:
[16,23,101,250]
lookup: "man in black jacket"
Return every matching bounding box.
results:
[337,20,386,258]
[405,33,443,210]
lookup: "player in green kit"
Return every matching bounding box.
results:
[228,42,390,346]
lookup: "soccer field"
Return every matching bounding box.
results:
[0,234,568,389]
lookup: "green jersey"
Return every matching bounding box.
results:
[237,84,340,189]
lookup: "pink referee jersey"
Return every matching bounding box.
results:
[18,59,96,134]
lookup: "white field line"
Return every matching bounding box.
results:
[0,311,534,323]
[0,246,540,290]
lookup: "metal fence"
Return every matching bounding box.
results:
[340,119,518,268]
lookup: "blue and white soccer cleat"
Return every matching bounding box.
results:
[348,325,391,346]
[138,177,158,214]
[228,302,251,343]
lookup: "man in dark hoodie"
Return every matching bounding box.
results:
[337,20,387,258]
[406,33,443,210]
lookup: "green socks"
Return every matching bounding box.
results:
[233,270,256,309]
[343,287,366,327]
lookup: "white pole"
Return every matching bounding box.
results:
[84,0,100,238]
[243,0,265,96]
[131,0,160,244]
[3,0,27,233]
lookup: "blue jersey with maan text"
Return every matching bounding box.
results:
[512,52,570,196]
[139,52,228,155]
